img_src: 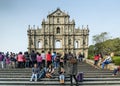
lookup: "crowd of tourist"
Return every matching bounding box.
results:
[0,50,84,85]
[0,52,17,69]
[0,51,84,69]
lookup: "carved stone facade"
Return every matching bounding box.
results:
[27,8,89,58]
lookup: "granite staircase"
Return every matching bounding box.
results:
[0,62,120,86]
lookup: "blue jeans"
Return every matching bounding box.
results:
[25,61,29,68]
[102,60,110,69]
[59,74,65,80]
[79,57,83,62]
[113,68,119,75]
[54,61,59,68]
[0,61,4,69]
[37,62,42,68]
[30,73,38,81]
[38,68,46,79]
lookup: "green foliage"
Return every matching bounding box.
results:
[112,56,120,65]
[90,31,120,56]
[88,54,94,60]
[92,32,109,44]
[103,38,120,55]
[88,45,94,59]
[92,32,110,54]
[88,45,94,54]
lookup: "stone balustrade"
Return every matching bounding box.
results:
[85,59,118,70]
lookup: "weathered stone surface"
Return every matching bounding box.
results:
[27,8,89,57]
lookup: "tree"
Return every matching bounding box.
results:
[89,31,120,57]
[92,32,109,44]
[92,32,110,55]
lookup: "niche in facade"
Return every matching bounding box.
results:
[55,40,61,48]
[56,27,60,34]
[75,41,79,48]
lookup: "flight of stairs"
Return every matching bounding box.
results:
[0,62,120,86]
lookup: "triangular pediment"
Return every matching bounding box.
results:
[47,8,69,17]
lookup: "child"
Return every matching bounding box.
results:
[112,66,120,76]
[59,67,65,84]
[30,64,39,82]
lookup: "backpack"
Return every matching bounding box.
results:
[77,72,84,82]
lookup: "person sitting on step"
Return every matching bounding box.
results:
[38,67,47,80]
[46,64,54,78]
[101,54,112,69]
[30,64,40,82]
[112,65,120,76]
[58,66,65,84]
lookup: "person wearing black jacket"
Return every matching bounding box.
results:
[30,50,37,67]
[67,52,78,86]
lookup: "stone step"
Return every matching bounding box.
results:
[0,80,120,85]
[0,69,112,72]
[0,62,119,86]
[0,68,113,73]
[0,75,119,78]
[0,84,120,86]
[0,72,114,74]
[0,77,120,81]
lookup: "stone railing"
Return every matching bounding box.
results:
[85,59,118,70]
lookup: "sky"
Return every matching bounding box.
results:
[0,0,120,53]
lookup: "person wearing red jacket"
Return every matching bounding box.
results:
[46,51,52,68]
[94,54,100,68]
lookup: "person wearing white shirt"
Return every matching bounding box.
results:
[101,54,112,69]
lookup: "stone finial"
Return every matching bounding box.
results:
[57,7,60,10]
[33,25,35,29]
[28,25,30,29]
[87,25,89,29]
